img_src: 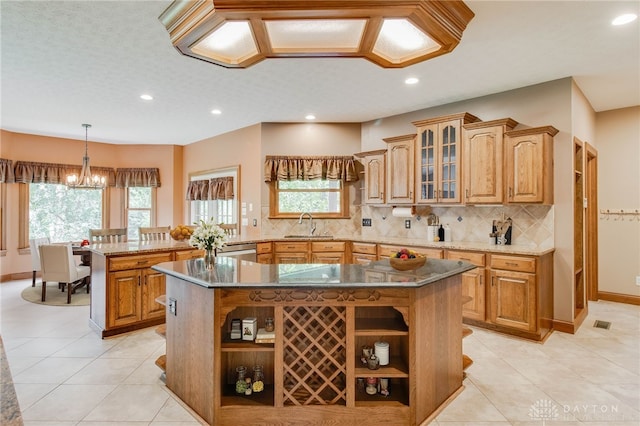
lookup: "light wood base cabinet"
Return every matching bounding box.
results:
[90,247,204,338]
[447,250,486,322]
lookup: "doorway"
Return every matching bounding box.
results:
[585,143,599,301]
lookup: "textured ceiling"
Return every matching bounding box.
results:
[1,0,639,146]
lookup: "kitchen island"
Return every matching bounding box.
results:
[152,257,475,425]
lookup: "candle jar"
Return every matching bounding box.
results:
[252,365,264,393]
[264,317,275,332]
[367,354,380,370]
[365,377,378,395]
[235,366,248,394]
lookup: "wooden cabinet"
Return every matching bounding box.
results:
[90,247,203,337]
[256,242,273,264]
[355,149,386,204]
[106,252,172,329]
[462,118,518,204]
[274,241,309,264]
[485,253,554,340]
[378,244,443,260]
[504,126,558,204]
[384,134,415,204]
[447,250,486,322]
[351,241,377,265]
[311,241,346,264]
[413,113,480,204]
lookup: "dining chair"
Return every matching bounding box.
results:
[89,228,127,243]
[29,237,50,287]
[139,226,171,241]
[219,223,238,237]
[38,244,91,303]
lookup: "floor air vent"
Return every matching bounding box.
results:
[593,320,611,330]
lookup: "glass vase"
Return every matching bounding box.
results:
[204,249,216,270]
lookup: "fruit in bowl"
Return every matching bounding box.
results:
[170,224,194,241]
[389,248,426,270]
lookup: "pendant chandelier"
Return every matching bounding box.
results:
[66,124,106,189]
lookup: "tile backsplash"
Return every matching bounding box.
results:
[261,204,553,249]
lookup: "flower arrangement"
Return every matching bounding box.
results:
[188,218,228,252]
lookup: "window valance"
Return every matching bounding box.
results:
[264,156,359,182]
[13,161,116,186]
[186,177,234,200]
[0,158,15,183]
[115,168,161,188]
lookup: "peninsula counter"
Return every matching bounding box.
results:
[153,257,475,425]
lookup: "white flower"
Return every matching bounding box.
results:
[188,218,228,251]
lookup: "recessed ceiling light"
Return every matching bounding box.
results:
[405,77,420,85]
[211,109,222,115]
[140,94,153,101]
[612,13,637,26]
[305,114,316,120]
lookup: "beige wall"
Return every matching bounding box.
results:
[596,106,640,297]
[182,124,263,239]
[0,130,181,276]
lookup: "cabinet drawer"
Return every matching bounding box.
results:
[174,249,204,261]
[256,242,272,254]
[311,241,346,252]
[351,242,377,255]
[109,252,173,272]
[490,254,536,273]
[412,247,444,259]
[447,250,486,267]
[274,242,309,253]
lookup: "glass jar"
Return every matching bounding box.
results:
[252,365,264,393]
[235,366,248,394]
[264,317,275,332]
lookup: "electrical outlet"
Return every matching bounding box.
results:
[405,219,411,229]
[169,297,177,316]
[636,276,640,286]
[362,218,372,227]
[253,218,257,227]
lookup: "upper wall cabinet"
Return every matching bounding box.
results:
[384,134,415,204]
[413,113,480,204]
[354,149,387,205]
[504,126,558,204]
[463,118,518,204]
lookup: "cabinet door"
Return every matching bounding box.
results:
[386,138,415,203]
[311,252,345,264]
[108,269,142,328]
[352,253,376,265]
[438,119,462,203]
[505,134,545,203]
[416,124,438,203]
[464,125,503,204]
[142,268,166,320]
[489,269,536,331]
[416,120,462,204]
[364,153,386,204]
[257,253,273,264]
[461,268,485,321]
[274,252,309,264]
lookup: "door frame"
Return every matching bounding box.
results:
[585,143,599,301]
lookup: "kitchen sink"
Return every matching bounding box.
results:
[283,235,333,239]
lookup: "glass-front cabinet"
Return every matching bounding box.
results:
[413,113,480,204]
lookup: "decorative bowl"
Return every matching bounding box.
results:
[389,256,426,271]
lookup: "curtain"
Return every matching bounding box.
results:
[0,158,15,183]
[13,161,116,186]
[115,168,161,187]
[264,156,359,182]
[186,177,234,200]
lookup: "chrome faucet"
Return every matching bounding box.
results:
[298,212,316,236]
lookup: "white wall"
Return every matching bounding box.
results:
[596,106,640,297]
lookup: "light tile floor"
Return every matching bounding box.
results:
[1,278,639,425]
